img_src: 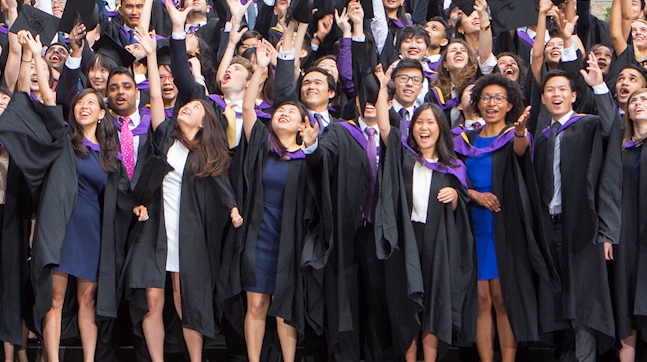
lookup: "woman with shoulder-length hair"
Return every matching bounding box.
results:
[453,73,560,362]
[374,59,477,362]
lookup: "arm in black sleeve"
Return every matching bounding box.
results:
[273,57,298,106]
[170,38,204,104]
[560,52,596,114]
[255,0,274,39]
[576,0,591,41]
[80,42,93,76]
[55,64,81,117]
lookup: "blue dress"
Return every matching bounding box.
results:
[465,135,498,280]
[244,153,289,294]
[55,149,107,282]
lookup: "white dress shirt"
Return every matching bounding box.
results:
[549,110,575,215]
[411,158,438,223]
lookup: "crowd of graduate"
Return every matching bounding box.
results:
[0,0,644,361]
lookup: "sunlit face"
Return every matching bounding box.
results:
[412,108,440,156]
[51,0,66,18]
[186,33,200,56]
[356,98,377,120]
[400,36,428,61]
[88,61,110,93]
[221,63,250,95]
[45,44,69,71]
[107,74,138,116]
[458,84,475,115]
[316,58,339,83]
[74,92,106,127]
[424,20,448,49]
[477,85,512,124]
[544,37,564,64]
[393,68,423,106]
[301,71,334,110]
[541,76,576,120]
[177,100,205,131]
[458,10,480,35]
[497,55,520,82]
[0,93,11,115]
[592,46,613,76]
[271,104,303,135]
[443,43,469,72]
[159,66,178,104]
[628,90,647,121]
[121,0,145,28]
[382,0,404,12]
[616,68,645,103]
[237,37,260,54]
[632,21,647,49]
[29,61,50,93]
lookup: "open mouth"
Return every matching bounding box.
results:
[550,50,561,57]
[454,54,465,62]
[278,115,290,123]
[551,100,563,106]
[115,97,127,106]
[485,109,497,117]
[597,62,607,69]
[419,132,430,141]
[619,87,630,98]
[504,68,515,75]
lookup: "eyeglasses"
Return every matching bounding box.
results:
[395,74,423,85]
[480,95,508,104]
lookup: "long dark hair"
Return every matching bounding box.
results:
[269,101,308,155]
[624,88,647,147]
[68,89,120,173]
[433,39,477,98]
[175,99,230,177]
[470,73,525,125]
[406,102,458,168]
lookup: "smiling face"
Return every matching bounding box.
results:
[51,0,66,18]
[301,71,334,111]
[458,10,480,36]
[177,100,205,131]
[477,85,512,124]
[88,61,110,94]
[393,68,423,107]
[544,37,564,64]
[271,103,304,135]
[159,66,178,104]
[121,0,145,28]
[616,68,645,104]
[74,92,106,127]
[382,0,404,13]
[220,63,250,95]
[107,73,138,116]
[628,90,647,121]
[400,36,428,61]
[45,44,69,71]
[29,61,50,93]
[497,55,520,82]
[592,46,613,76]
[412,108,440,157]
[316,58,339,83]
[443,42,469,72]
[542,76,576,120]
[632,20,647,49]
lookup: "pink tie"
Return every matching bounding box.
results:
[119,117,135,179]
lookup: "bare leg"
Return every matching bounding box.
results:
[170,273,204,362]
[476,280,494,362]
[276,317,297,362]
[490,279,517,362]
[4,341,15,362]
[42,272,68,362]
[619,329,637,362]
[18,322,28,362]
[404,335,419,362]
[244,292,270,362]
[421,331,439,362]
[76,279,98,362]
[142,287,165,362]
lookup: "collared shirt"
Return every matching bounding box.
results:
[392,100,415,122]
[549,110,575,215]
[308,110,332,129]
[358,117,380,164]
[117,109,143,163]
[225,99,244,147]
[185,21,207,33]
[411,157,438,223]
[464,118,485,130]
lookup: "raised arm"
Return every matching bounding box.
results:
[22,32,55,105]
[139,0,154,33]
[292,22,309,75]
[243,40,271,141]
[610,0,630,56]
[335,8,355,96]
[135,28,164,131]
[216,14,248,89]
[374,64,391,145]
[532,0,553,85]
[3,0,20,92]
[475,0,493,65]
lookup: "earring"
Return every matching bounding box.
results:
[98,118,102,124]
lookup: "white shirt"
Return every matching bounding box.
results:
[358,117,380,161]
[117,110,142,164]
[185,21,208,33]
[309,110,332,128]
[549,110,575,215]
[464,118,485,130]
[411,159,438,223]
[392,100,415,124]
[163,140,189,272]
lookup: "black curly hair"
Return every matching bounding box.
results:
[469,73,525,125]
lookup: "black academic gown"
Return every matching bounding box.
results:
[455,127,561,342]
[533,114,617,353]
[126,117,237,341]
[0,93,134,337]
[377,129,475,356]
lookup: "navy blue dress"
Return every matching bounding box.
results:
[243,153,289,294]
[55,149,107,282]
[465,135,498,281]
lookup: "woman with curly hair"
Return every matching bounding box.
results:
[454,73,560,362]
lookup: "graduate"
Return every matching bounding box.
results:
[125,27,242,362]
[374,62,476,361]
[453,74,560,362]
[0,30,148,362]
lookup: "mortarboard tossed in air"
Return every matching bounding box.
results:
[488,0,538,33]
[58,0,99,34]
[92,34,136,67]
[10,6,61,45]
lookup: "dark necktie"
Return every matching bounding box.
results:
[187,24,202,33]
[398,108,409,136]
[313,113,325,135]
[472,121,483,129]
[364,127,378,223]
[543,121,561,206]
[127,29,135,44]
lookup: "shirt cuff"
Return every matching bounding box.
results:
[593,83,610,95]
[277,47,296,60]
[311,44,319,52]
[65,56,82,70]
[352,35,366,42]
[561,44,578,62]
[172,32,186,40]
[263,0,275,5]
[302,138,319,154]
[477,53,497,75]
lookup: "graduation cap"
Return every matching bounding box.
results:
[58,0,99,34]
[489,0,538,33]
[92,34,136,67]
[357,67,380,114]
[451,0,475,16]
[287,0,313,24]
[10,6,61,45]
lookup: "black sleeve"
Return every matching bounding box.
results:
[79,42,94,76]
[55,64,82,117]
[273,58,298,106]
[560,51,596,114]
[255,0,274,39]
[170,38,204,105]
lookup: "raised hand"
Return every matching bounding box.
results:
[580,52,604,87]
[555,9,578,40]
[335,7,351,37]
[226,0,252,27]
[374,63,390,89]
[473,0,488,16]
[514,105,531,136]
[299,114,319,148]
[23,32,43,58]
[255,39,273,68]
[134,27,156,56]
[315,14,334,41]
[68,22,86,54]
[348,0,364,26]
[165,0,190,31]
[227,15,248,46]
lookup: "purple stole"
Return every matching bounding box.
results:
[429,87,459,110]
[137,79,150,91]
[625,139,640,148]
[208,94,272,118]
[84,138,123,160]
[541,115,585,139]
[110,112,151,137]
[340,121,369,150]
[401,138,469,190]
[0,25,8,35]
[140,105,173,119]
[268,135,305,159]
[453,127,517,157]
[451,125,467,135]
[517,30,534,47]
